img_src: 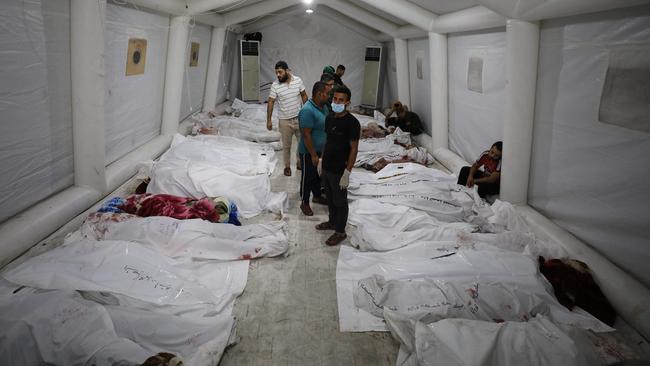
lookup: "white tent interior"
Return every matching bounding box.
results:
[1,0,649,364]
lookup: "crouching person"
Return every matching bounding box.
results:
[315,86,360,246]
[458,141,502,198]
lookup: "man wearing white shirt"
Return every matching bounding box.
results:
[267,61,308,176]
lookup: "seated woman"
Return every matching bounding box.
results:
[384,100,423,135]
[457,141,502,198]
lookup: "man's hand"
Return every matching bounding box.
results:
[311,154,319,167]
[339,169,351,189]
[317,159,323,176]
[467,176,475,188]
[266,121,272,131]
[392,100,402,109]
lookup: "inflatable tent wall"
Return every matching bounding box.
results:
[1,0,649,345]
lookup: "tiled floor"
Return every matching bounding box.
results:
[220,163,399,366]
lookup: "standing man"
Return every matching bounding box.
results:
[315,86,360,246]
[267,61,308,176]
[334,64,345,86]
[298,81,329,216]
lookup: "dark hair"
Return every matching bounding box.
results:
[320,73,335,83]
[332,85,351,101]
[275,60,288,70]
[492,141,503,151]
[337,64,345,71]
[312,81,328,97]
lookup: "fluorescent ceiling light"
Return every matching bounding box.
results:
[306,8,314,14]
[302,0,313,4]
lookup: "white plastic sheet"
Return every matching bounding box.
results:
[388,315,603,366]
[354,274,611,332]
[256,11,379,106]
[336,243,611,332]
[104,3,168,164]
[448,28,506,163]
[407,38,431,134]
[348,199,476,251]
[348,163,482,222]
[529,6,650,287]
[148,137,288,218]
[0,0,74,223]
[3,239,249,312]
[180,22,211,120]
[72,212,289,260]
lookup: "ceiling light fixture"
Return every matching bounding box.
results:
[302,0,313,4]
[306,8,314,14]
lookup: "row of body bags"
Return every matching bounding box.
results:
[336,162,622,366]
[1,131,292,364]
[145,134,288,218]
[191,99,282,150]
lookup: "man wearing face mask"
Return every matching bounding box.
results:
[315,86,360,246]
[297,81,329,216]
[267,61,308,176]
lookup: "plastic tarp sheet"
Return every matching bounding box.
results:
[448,28,506,163]
[336,243,610,333]
[192,99,281,147]
[72,212,289,261]
[215,30,239,104]
[148,135,287,218]
[104,3,168,164]
[256,12,379,106]
[0,0,74,223]
[348,199,476,251]
[407,38,431,134]
[388,314,603,366]
[529,6,650,287]
[348,163,483,222]
[3,238,249,312]
[356,128,433,168]
[180,22,211,120]
[0,281,236,366]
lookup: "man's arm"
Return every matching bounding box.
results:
[301,127,319,166]
[474,171,500,184]
[300,90,308,104]
[346,139,359,172]
[266,98,275,131]
[466,162,480,188]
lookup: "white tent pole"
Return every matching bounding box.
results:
[476,0,650,21]
[71,0,107,192]
[500,19,540,204]
[316,6,386,42]
[393,38,410,107]
[432,6,505,34]
[187,0,243,16]
[429,32,448,150]
[352,0,436,31]
[322,0,399,37]
[223,0,302,26]
[161,15,191,134]
[203,26,227,111]
[122,0,186,14]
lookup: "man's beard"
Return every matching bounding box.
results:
[277,74,288,82]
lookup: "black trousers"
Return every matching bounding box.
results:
[321,170,348,233]
[300,153,322,204]
[457,166,500,198]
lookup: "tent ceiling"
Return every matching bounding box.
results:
[409,0,478,14]
[211,0,266,12]
[346,0,409,25]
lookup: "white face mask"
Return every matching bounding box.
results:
[331,102,345,113]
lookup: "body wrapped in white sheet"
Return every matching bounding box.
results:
[336,244,611,333]
[348,163,483,221]
[70,212,289,260]
[388,314,603,366]
[0,281,235,366]
[3,239,249,312]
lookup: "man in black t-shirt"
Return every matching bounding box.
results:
[315,86,360,246]
[385,100,423,135]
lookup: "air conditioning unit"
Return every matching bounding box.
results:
[240,40,260,102]
[361,46,382,108]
